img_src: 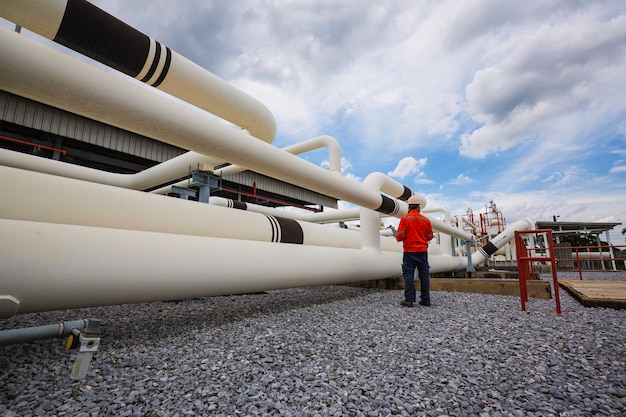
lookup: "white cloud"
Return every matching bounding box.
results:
[460,12,626,159]
[610,165,626,174]
[387,156,427,179]
[447,174,474,185]
[413,172,436,185]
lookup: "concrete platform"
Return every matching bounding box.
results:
[559,280,626,309]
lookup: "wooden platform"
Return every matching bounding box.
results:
[559,280,626,309]
[344,277,552,299]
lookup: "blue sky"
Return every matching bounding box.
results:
[3,0,626,243]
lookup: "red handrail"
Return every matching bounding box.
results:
[552,244,626,279]
[0,134,67,156]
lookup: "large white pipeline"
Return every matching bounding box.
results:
[0,219,403,317]
[0,164,527,317]
[0,0,277,142]
[209,197,365,224]
[0,164,475,253]
[0,216,526,318]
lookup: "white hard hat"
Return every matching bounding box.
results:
[407,196,421,205]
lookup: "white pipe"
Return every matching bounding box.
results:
[151,135,343,195]
[0,219,403,317]
[461,216,478,230]
[429,217,474,242]
[209,197,366,223]
[0,165,402,252]
[0,218,488,317]
[215,135,343,176]
[0,0,277,142]
[422,207,454,255]
[0,148,221,189]
[0,28,404,219]
[471,219,532,266]
[361,172,419,204]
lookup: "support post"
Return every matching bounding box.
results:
[465,240,475,272]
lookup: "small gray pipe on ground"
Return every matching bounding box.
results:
[0,319,87,346]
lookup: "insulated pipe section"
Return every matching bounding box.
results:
[471,219,532,266]
[0,319,88,345]
[0,219,404,315]
[0,28,403,219]
[0,0,276,142]
[0,219,489,316]
[422,207,454,256]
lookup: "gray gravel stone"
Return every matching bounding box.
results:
[1,271,625,416]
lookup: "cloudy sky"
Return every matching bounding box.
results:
[4,0,626,242]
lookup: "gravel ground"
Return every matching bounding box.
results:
[1,271,625,417]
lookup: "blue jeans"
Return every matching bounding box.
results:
[402,251,430,303]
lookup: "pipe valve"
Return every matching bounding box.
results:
[66,319,102,380]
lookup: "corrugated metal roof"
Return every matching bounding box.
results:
[0,90,185,162]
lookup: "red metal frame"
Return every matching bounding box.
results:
[515,229,562,315]
[466,203,507,240]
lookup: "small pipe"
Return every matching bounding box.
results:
[0,319,87,346]
[153,135,344,195]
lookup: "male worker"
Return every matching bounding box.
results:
[395,195,434,307]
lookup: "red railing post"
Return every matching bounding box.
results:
[545,230,562,315]
[515,231,529,312]
[574,247,583,280]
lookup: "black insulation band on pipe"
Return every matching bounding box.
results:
[275,217,304,244]
[151,47,172,88]
[55,0,150,77]
[232,201,247,210]
[376,194,397,215]
[398,186,413,201]
[482,241,499,257]
[139,41,162,83]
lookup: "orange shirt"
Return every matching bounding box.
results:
[396,209,433,252]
